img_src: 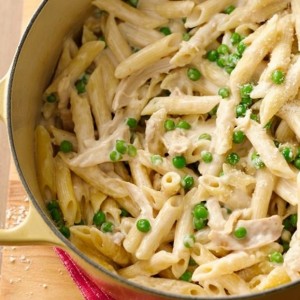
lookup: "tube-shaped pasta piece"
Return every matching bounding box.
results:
[260,55,300,126]
[90,227,131,267]
[70,90,95,153]
[255,266,291,291]
[136,196,183,260]
[171,14,225,67]
[185,0,233,28]
[45,41,105,95]
[274,177,298,206]
[212,98,236,155]
[251,169,274,219]
[113,57,173,110]
[93,0,167,29]
[115,33,182,79]
[35,125,56,201]
[50,126,78,152]
[104,14,132,63]
[70,226,117,272]
[142,95,221,116]
[275,120,295,142]
[202,274,251,296]
[230,15,279,99]
[251,15,294,99]
[118,251,178,278]
[292,0,300,50]
[54,156,80,226]
[129,276,207,296]
[277,103,300,140]
[59,153,128,199]
[192,251,262,281]
[236,118,295,179]
[86,59,112,137]
[128,158,152,190]
[172,190,196,278]
[160,172,181,196]
[155,1,195,19]
[118,22,163,48]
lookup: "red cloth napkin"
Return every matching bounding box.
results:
[54,247,114,300]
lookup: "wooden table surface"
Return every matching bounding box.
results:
[0,1,83,299]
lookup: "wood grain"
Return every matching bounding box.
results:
[0,1,83,299]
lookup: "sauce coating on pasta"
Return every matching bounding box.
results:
[35,0,300,297]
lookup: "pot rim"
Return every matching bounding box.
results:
[6,1,300,299]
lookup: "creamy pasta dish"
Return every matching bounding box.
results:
[35,0,300,297]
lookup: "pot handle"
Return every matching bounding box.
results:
[0,201,65,247]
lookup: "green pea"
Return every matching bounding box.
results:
[268,251,284,264]
[236,104,247,118]
[109,150,123,162]
[60,140,73,153]
[101,221,114,233]
[50,208,63,225]
[59,226,70,239]
[240,83,253,98]
[201,151,213,163]
[290,214,298,227]
[294,158,300,170]
[151,154,163,166]
[271,69,285,85]
[231,32,242,45]
[136,219,151,233]
[160,27,172,36]
[193,217,207,230]
[193,203,209,220]
[296,147,300,158]
[177,120,191,130]
[224,66,234,74]
[181,175,194,191]
[217,44,230,55]
[93,211,106,227]
[116,140,128,154]
[164,119,176,131]
[251,152,265,169]
[237,42,247,55]
[218,87,230,99]
[241,96,253,107]
[234,227,247,239]
[183,234,195,248]
[216,57,226,68]
[120,208,130,217]
[224,5,236,14]
[75,79,86,94]
[188,257,197,266]
[46,93,57,103]
[250,113,259,122]
[232,130,245,144]
[127,0,138,7]
[207,50,219,62]
[126,118,138,129]
[187,67,202,81]
[226,152,240,165]
[172,155,187,169]
[179,271,193,282]
[182,32,191,41]
[128,144,137,157]
[280,147,294,163]
[227,53,240,67]
[199,133,212,140]
[209,105,218,116]
[47,200,59,212]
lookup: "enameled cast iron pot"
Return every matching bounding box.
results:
[1,1,300,299]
